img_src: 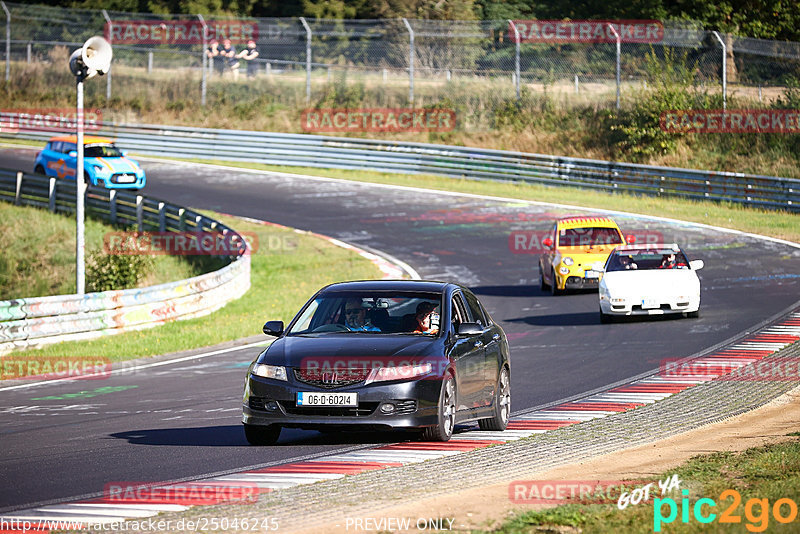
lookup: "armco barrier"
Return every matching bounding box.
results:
[0,170,250,354]
[1,118,798,211]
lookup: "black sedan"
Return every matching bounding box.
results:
[242,280,511,444]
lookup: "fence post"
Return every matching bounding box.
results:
[49,177,56,212]
[1,1,10,82]
[101,10,112,100]
[198,14,207,106]
[712,31,727,111]
[109,189,117,224]
[607,23,620,111]
[299,17,311,104]
[266,61,271,76]
[574,74,579,94]
[508,20,520,100]
[136,195,143,232]
[25,41,29,63]
[158,201,165,232]
[14,170,21,204]
[402,18,414,104]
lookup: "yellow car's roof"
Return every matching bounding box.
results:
[556,216,620,230]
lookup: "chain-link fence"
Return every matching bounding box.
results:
[2,2,800,132]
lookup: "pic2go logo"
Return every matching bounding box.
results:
[654,489,799,532]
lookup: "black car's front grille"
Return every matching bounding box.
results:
[248,396,266,410]
[393,400,417,415]
[280,401,379,417]
[294,367,371,389]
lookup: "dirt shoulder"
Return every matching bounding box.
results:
[298,385,800,534]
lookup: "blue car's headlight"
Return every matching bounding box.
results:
[92,164,109,174]
[252,364,288,381]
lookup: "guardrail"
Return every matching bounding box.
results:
[0,169,250,354]
[1,118,797,211]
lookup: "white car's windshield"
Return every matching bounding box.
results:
[607,249,690,271]
[287,292,442,335]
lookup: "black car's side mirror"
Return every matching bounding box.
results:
[262,320,284,336]
[456,322,483,336]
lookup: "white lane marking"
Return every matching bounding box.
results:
[210,472,345,482]
[66,503,189,512]
[32,505,160,518]
[0,513,127,523]
[0,341,269,392]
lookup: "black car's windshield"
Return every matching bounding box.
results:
[287,291,442,336]
[559,227,622,247]
[606,249,690,271]
[84,144,124,158]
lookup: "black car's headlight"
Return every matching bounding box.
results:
[366,363,432,384]
[252,364,288,381]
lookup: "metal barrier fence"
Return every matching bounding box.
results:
[0,169,251,354]
[1,119,796,211]
[1,2,799,111]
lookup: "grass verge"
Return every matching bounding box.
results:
[0,202,202,299]
[1,212,382,367]
[161,157,800,244]
[486,435,800,533]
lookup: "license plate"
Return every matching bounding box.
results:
[642,299,659,309]
[116,174,136,183]
[296,392,357,407]
[584,270,600,279]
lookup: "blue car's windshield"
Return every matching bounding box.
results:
[287,291,442,336]
[84,144,123,158]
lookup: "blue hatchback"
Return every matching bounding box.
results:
[34,135,146,190]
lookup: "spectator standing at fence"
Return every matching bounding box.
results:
[206,39,223,77]
[220,38,239,80]
[237,40,260,79]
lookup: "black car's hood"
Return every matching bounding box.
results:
[258,334,442,367]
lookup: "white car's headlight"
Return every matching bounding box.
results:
[252,364,287,381]
[562,257,574,266]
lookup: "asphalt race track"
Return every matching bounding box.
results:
[1,146,799,512]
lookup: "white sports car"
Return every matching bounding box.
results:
[598,244,703,323]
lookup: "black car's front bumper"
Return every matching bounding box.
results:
[243,373,443,431]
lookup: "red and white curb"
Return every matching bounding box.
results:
[2,312,798,530]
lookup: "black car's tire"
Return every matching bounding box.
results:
[422,373,456,442]
[539,264,550,290]
[550,268,562,295]
[34,165,46,176]
[478,367,510,431]
[243,423,281,445]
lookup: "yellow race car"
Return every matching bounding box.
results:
[539,216,634,294]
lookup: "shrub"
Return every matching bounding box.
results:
[87,250,152,293]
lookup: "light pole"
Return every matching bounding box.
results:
[68,36,112,294]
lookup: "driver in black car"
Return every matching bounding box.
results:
[343,298,381,332]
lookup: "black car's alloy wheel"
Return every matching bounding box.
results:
[243,423,281,445]
[422,374,456,441]
[479,367,510,431]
